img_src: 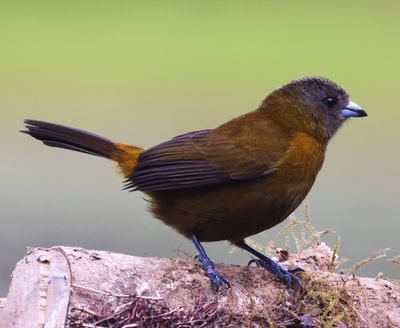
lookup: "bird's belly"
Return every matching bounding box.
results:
[147,173,315,242]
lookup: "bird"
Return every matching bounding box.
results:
[22,76,367,290]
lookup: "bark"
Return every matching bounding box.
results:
[0,244,399,328]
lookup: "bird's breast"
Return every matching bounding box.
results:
[275,132,326,180]
[270,131,326,208]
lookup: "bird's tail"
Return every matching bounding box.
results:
[22,119,143,177]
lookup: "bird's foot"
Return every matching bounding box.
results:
[191,233,230,291]
[195,254,230,291]
[249,258,304,288]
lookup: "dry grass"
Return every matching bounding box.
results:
[240,202,399,327]
[68,296,234,328]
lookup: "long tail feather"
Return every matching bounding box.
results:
[22,119,116,159]
[22,119,144,176]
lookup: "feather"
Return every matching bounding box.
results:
[125,129,272,191]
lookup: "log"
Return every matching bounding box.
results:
[0,244,399,327]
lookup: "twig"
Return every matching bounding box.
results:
[71,284,162,300]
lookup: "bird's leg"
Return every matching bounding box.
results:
[191,234,230,290]
[235,239,303,288]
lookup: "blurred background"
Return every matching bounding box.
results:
[1,1,399,296]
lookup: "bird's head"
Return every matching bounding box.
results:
[262,76,367,142]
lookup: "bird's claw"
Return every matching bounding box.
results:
[288,267,305,274]
[196,255,230,291]
[207,270,230,291]
[249,259,304,289]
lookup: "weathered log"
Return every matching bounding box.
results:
[0,244,399,327]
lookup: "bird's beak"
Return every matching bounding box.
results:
[340,101,368,118]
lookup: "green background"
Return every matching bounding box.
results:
[1,1,399,296]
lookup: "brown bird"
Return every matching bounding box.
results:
[22,76,367,290]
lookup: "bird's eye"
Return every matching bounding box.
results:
[322,97,337,108]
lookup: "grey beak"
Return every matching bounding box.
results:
[340,101,367,118]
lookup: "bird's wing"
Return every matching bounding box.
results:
[123,129,276,191]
